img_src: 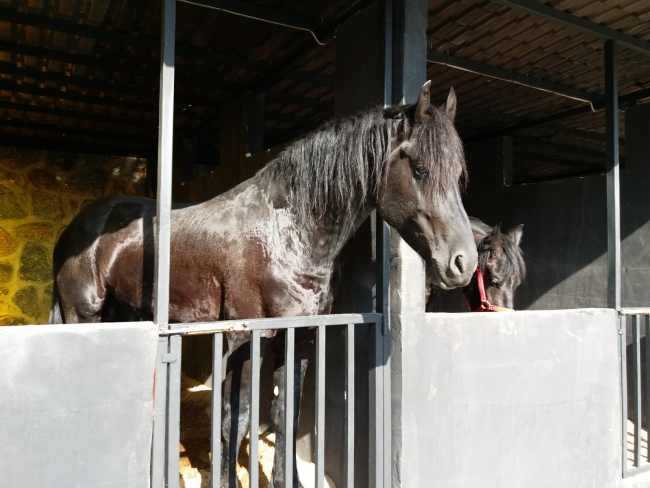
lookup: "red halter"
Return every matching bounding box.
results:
[467,268,514,312]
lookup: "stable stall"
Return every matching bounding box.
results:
[1,0,650,487]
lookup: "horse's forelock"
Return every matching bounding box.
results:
[478,231,527,283]
[414,106,467,196]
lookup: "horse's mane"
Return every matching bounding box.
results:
[259,102,467,223]
[472,217,526,282]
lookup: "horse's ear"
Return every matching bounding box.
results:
[441,87,457,123]
[415,80,432,123]
[508,224,524,247]
[490,223,503,256]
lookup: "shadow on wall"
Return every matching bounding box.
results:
[0,147,148,325]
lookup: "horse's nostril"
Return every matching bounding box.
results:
[454,253,466,275]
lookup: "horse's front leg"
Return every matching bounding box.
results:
[221,331,274,488]
[270,334,313,488]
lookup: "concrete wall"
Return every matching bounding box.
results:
[397,308,623,488]
[0,321,157,487]
[435,103,650,311]
[390,235,647,486]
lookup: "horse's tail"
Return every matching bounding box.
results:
[49,282,64,324]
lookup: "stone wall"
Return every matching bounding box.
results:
[0,147,148,325]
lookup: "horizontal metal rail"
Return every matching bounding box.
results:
[620,308,650,316]
[160,313,383,335]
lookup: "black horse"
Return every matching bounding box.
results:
[426,217,525,312]
[50,82,477,487]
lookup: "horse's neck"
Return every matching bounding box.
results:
[249,172,373,265]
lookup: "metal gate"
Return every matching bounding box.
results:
[151,313,388,487]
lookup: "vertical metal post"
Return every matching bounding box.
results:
[153,0,176,329]
[166,335,182,488]
[369,1,392,487]
[345,324,355,488]
[620,315,629,474]
[249,330,261,487]
[633,316,642,466]
[210,333,223,488]
[646,315,650,463]
[315,325,326,488]
[152,2,176,485]
[605,39,621,310]
[284,328,295,488]
[152,338,170,487]
[373,224,391,488]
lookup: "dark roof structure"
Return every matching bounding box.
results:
[0,0,649,183]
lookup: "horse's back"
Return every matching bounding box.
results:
[55,196,154,265]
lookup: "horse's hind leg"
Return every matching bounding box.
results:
[270,336,313,488]
[56,268,106,324]
[221,332,273,488]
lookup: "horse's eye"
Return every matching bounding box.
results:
[491,279,500,288]
[414,165,428,178]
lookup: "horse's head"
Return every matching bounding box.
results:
[377,81,477,290]
[469,222,525,309]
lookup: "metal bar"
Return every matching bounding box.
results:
[452,100,616,144]
[210,333,223,488]
[166,335,183,488]
[281,69,335,87]
[0,118,154,144]
[1,10,270,76]
[284,328,295,488]
[0,99,151,129]
[624,462,650,478]
[514,136,608,160]
[621,315,630,476]
[249,330,261,488]
[620,308,650,316]
[465,87,650,144]
[512,168,604,185]
[178,0,327,34]
[0,80,166,116]
[605,40,621,310]
[370,0,393,484]
[370,222,391,488]
[345,323,355,488]
[3,10,334,86]
[265,92,333,112]
[162,313,383,335]
[153,0,176,330]
[151,338,169,487]
[488,0,650,56]
[646,316,650,463]
[634,316,642,466]
[0,62,206,108]
[514,151,604,170]
[0,134,151,158]
[315,325,326,488]
[427,49,597,103]
[378,225,392,488]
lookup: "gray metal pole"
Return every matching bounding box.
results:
[370,1,393,487]
[153,0,176,330]
[605,39,621,310]
[151,2,175,486]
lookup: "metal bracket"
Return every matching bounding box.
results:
[161,353,178,364]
